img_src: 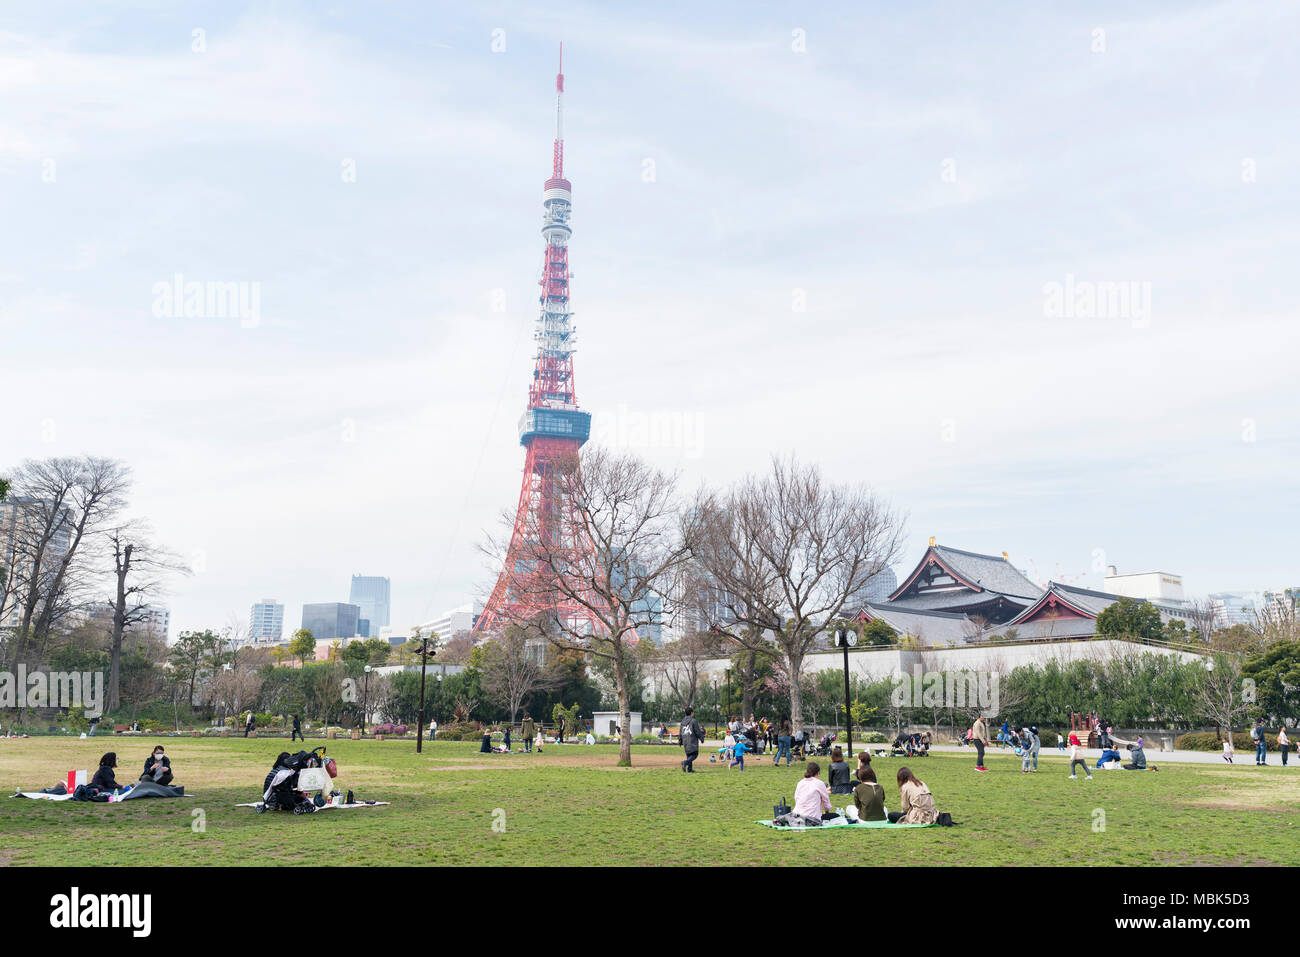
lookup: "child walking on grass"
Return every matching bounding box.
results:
[1223,735,1233,763]
[1068,733,1092,780]
[730,735,748,770]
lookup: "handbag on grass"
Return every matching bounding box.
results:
[773,796,791,820]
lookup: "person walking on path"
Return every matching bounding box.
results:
[290,714,303,742]
[1068,733,1092,780]
[521,714,536,753]
[557,713,566,744]
[1253,719,1268,765]
[971,715,989,772]
[1223,734,1234,763]
[679,707,704,773]
[1279,726,1290,767]
[244,712,255,738]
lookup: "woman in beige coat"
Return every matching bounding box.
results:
[890,766,939,824]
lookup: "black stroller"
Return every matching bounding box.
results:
[259,746,338,814]
[811,732,838,757]
[790,730,811,761]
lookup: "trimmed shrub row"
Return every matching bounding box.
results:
[1175,731,1283,752]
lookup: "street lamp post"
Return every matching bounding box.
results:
[724,668,732,728]
[712,677,719,739]
[362,664,372,735]
[415,633,437,754]
[832,625,859,758]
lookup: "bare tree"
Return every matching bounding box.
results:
[437,631,476,665]
[693,457,905,734]
[103,523,189,711]
[1256,589,1300,646]
[480,625,559,725]
[1184,598,1221,643]
[656,628,721,711]
[1,457,130,667]
[484,447,700,766]
[1197,654,1250,739]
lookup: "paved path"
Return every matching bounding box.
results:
[925,743,1296,767]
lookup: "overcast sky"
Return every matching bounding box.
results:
[3,0,1297,637]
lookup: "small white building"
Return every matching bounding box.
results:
[591,712,642,738]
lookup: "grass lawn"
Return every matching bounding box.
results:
[2,737,1298,866]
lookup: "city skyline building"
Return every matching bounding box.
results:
[421,599,483,641]
[348,575,391,632]
[301,601,361,642]
[248,599,285,643]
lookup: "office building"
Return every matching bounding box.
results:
[248,599,285,643]
[301,602,361,642]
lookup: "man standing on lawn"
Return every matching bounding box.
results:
[971,714,989,772]
[680,707,704,773]
[1253,719,1268,765]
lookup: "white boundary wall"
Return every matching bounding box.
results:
[687,638,1206,683]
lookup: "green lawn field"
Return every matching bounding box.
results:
[2,737,1297,866]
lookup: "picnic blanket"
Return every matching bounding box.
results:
[12,791,75,801]
[236,801,390,810]
[12,782,187,802]
[756,818,937,831]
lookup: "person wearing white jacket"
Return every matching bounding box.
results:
[1067,733,1092,779]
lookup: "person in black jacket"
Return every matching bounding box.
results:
[291,714,303,742]
[90,753,123,793]
[827,746,854,794]
[679,707,704,773]
[141,745,173,785]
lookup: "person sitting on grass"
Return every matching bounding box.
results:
[789,761,833,826]
[90,753,126,794]
[141,745,173,785]
[828,746,854,795]
[1122,741,1151,771]
[1096,747,1122,769]
[888,767,939,825]
[852,765,887,822]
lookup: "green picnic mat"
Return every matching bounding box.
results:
[756,818,937,831]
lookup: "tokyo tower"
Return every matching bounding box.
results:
[475,47,603,637]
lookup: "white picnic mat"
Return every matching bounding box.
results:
[12,791,75,801]
[235,801,390,810]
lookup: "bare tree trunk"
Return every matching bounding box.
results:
[108,543,132,713]
[740,648,756,719]
[613,648,632,767]
[788,653,805,734]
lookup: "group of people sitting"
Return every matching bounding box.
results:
[775,747,942,827]
[74,746,175,797]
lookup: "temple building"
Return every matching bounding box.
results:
[853,540,1181,647]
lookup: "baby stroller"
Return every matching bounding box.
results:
[790,730,810,761]
[259,746,338,814]
[811,732,837,757]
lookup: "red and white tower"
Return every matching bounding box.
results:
[475,48,602,637]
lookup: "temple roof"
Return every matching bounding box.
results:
[890,544,1043,602]
[857,603,972,646]
[1009,581,1129,624]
